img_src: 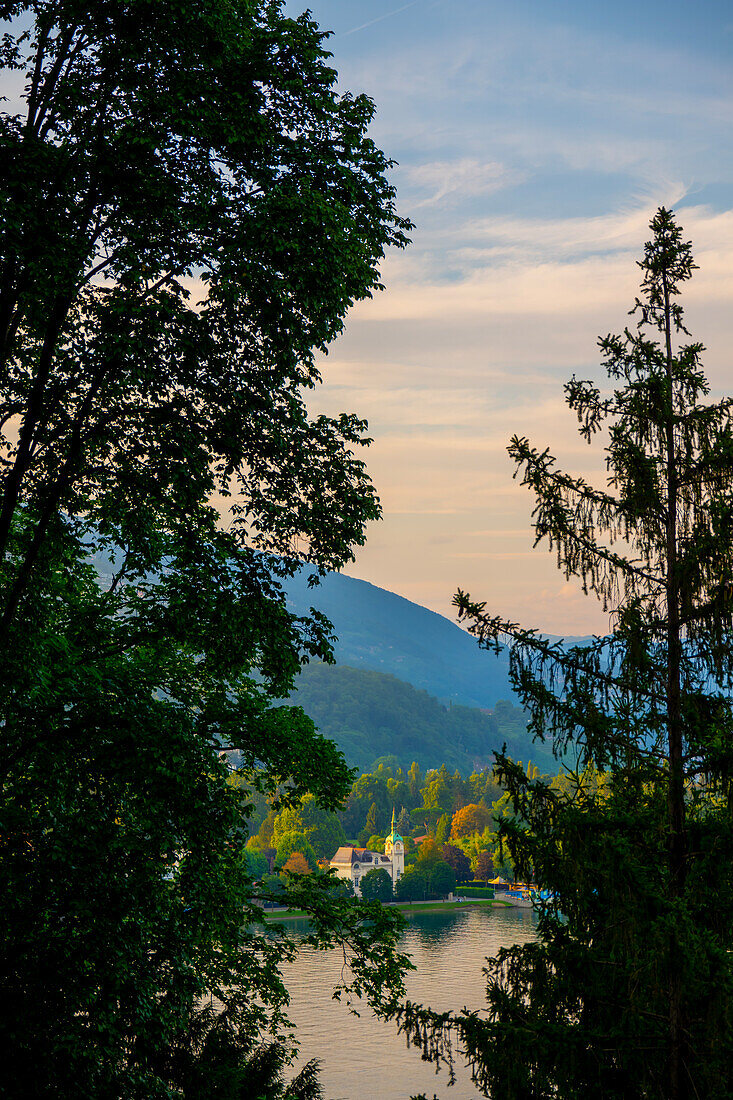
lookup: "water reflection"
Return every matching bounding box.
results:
[282,906,537,1100]
[406,908,463,951]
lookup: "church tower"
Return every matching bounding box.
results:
[384,807,405,883]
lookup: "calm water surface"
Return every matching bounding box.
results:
[283,906,537,1100]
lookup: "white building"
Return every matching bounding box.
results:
[330,810,405,897]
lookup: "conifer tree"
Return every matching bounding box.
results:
[398,209,733,1099]
[364,801,381,839]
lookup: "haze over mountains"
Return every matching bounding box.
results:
[284,570,517,710]
[91,551,569,774]
[284,571,580,774]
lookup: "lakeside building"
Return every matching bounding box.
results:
[330,810,405,897]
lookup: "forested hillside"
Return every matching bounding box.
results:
[284,569,591,710]
[284,569,517,707]
[288,662,553,774]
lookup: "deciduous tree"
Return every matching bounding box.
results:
[0,2,412,1094]
[282,852,312,876]
[442,843,471,880]
[450,803,491,839]
[474,851,493,881]
[429,862,456,898]
[360,867,393,903]
[272,793,347,860]
[394,867,427,902]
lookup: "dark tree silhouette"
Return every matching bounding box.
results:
[397,209,733,1100]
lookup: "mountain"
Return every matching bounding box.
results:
[284,570,517,709]
[286,662,554,775]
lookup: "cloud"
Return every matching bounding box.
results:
[404,158,525,207]
[309,193,733,633]
[342,0,428,38]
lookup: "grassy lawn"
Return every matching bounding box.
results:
[261,898,511,921]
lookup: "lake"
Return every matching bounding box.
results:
[282,905,538,1099]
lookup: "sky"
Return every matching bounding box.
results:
[280,0,733,636]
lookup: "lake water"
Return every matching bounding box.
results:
[283,905,538,1100]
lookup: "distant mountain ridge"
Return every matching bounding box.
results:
[283,570,515,709]
[284,569,592,710]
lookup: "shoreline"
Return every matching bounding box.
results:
[261,898,513,921]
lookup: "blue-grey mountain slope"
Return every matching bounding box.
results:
[284,570,517,709]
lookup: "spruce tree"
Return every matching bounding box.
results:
[398,209,733,1099]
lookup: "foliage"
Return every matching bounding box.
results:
[442,843,472,880]
[257,810,278,848]
[287,663,550,774]
[450,803,491,839]
[422,764,460,815]
[429,862,456,897]
[397,210,733,1099]
[364,801,381,837]
[244,847,271,880]
[341,775,393,837]
[474,851,494,881]
[415,836,444,868]
[359,867,393,903]
[272,794,346,860]
[366,834,386,852]
[0,1,413,1094]
[435,813,451,844]
[394,867,427,902]
[282,852,312,876]
[171,1027,325,1100]
[326,875,355,900]
[274,832,318,872]
[408,761,422,803]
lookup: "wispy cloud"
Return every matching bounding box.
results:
[404,158,524,207]
[342,0,427,38]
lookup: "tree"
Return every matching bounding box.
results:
[428,862,456,898]
[272,793,346,860]
[394,867,427,902]
[450,803,491,839]
[397,210,733,1099]
[422,764,454,815]
[340,774,392,837]
[442,843,471,881]
[282,852,311,876]
[0,3,412,1095]
[364,800,381,838]
[396,806,411,835]
[415,836,443,869]
[474,851,493,881]
[435,813,451,844]
[360,867,393,903]
[408,761,422,804]
[275,831,318,872]
[244,847,270,880]
[327,875,355,900]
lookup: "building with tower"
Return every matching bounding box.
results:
[384,808,405,879]
[329,809,405,897]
